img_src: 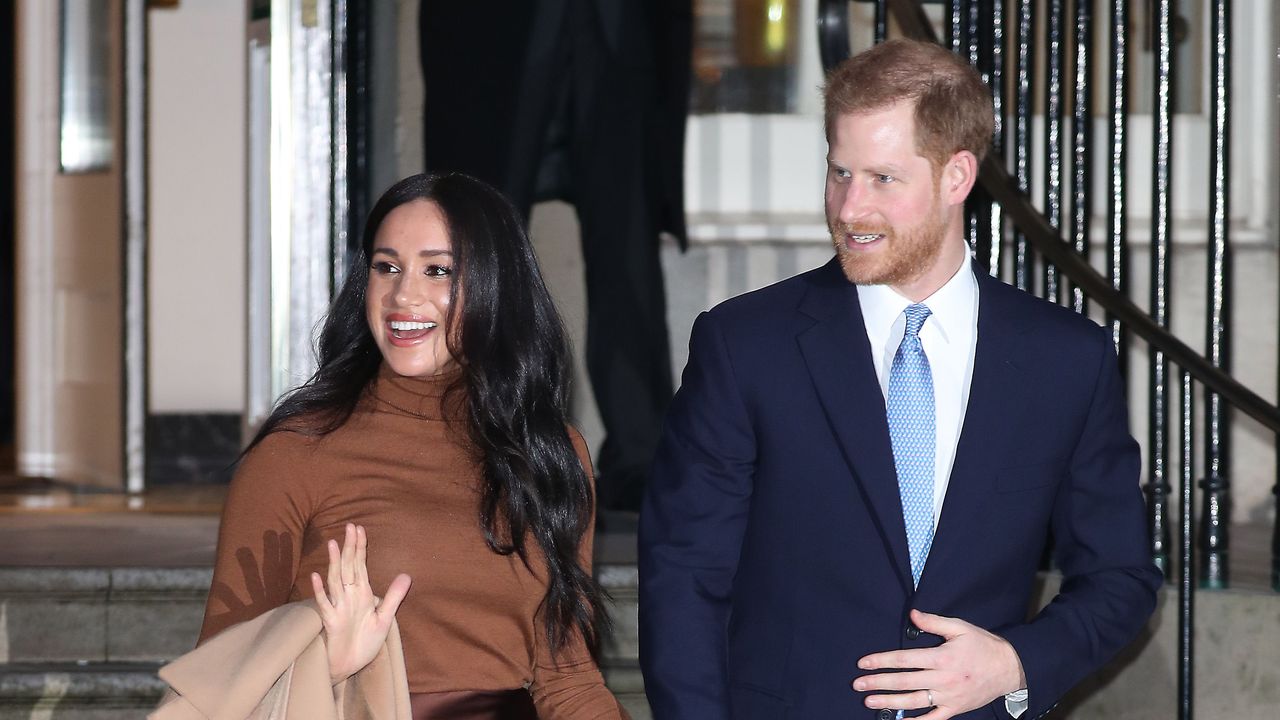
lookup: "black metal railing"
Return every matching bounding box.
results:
[822,1,1277,717]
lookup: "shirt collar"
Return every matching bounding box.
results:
[855,249,978,347]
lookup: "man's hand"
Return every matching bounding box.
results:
[851,609,1026,719]
[311,523,412,685]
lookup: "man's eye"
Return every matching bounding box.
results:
[875,174,895,184]
[830,167,851,180]
[425,264,453,278]
[371,261,398,275]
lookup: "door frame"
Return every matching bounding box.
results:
[14,0,147,490]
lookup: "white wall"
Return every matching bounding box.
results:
[147,0,247,412]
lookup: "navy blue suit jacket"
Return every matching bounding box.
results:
[638,259,1161,719]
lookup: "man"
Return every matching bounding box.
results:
[638,39,1160,720]
[419,0,692,512]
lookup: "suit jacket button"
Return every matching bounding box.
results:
[877,709,894,720]
[906,623,921,640]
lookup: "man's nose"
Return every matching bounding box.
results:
[838,183,870,223]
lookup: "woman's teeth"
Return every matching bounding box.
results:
[389,320,437,331]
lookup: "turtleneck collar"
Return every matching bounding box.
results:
[369,363,466,420]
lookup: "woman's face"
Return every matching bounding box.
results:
[365,199,459,378]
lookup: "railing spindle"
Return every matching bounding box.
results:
[945,0,962,54]
[987,0,1005,277]
[963,0,973,55]
[1146,0,1175,577]
[1107,0,1131,378]
[1014,0,1034,292]
[1043,0,1066,304]
[1274,375,1280,589]
[963,0,989,265]
[1179,370,1195,720]
[1199,0,1232,591]
[1068,0,1093,315]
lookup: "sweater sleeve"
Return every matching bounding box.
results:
[198,431,318,643]
[528,427,629,719]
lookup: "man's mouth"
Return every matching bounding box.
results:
[848,233,884,245]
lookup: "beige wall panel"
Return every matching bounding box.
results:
[148,0,247,413]
[396,0,423,180]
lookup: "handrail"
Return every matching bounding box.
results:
[852,0,1280,434]
[817,0,852,72]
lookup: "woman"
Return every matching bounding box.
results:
[200,173,625,719]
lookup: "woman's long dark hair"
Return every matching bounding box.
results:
[249,172,607,656]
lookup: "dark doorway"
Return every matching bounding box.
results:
[1,0,16,473]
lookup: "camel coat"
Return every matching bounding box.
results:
[152,600,411,720]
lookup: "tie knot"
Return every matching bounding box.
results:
[903,304,932,338]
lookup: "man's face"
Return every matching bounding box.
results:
[824,101,960,299]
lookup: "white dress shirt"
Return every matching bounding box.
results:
[855,252,1030,717]
[856,254,979,526]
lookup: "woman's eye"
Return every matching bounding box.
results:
[425,264,453,278]
[371,261,398,275]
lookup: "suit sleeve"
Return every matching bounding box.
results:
[1000,327,1162,718]
[638,312,757,720]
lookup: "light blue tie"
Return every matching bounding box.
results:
[887,303,935,589]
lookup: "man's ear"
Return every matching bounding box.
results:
[941,150,979,207]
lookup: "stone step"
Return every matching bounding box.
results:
[6,562,1280,717]
[0,658,650,720]
[602,660,651,720]
[0,563,649,718]
[0,663,165,720]
[0,568,211,664]
[0,563,643,664]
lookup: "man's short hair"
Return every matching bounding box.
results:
[823,39,995,169]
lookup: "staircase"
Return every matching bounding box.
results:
[0,518,651,720]
[6,550,1280,718]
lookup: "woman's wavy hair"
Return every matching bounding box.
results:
[248,172,607,656]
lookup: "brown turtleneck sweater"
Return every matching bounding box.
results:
[200,365,624,719]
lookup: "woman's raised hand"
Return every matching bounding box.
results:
[311,523,413,684]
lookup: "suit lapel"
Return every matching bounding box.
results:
[797,261,913,592]
[920,269,1025,586]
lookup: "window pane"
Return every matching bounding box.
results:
[60,0,113,173]
[692,0,803,114]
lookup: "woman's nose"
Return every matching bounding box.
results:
[393,275,426,307]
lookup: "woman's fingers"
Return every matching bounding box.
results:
[313,524,409,683]
[340,523,357,587]
[311,572,334,613]
[355,525,370,586]
[325,538,342,598]
[376,573,413,625]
